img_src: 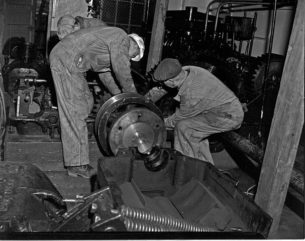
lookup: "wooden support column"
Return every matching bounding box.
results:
[254,0,304,236]
[146,0,169,72]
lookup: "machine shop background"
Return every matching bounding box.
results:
[0,0,304,239]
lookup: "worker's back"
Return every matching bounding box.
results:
[50,26,130,73]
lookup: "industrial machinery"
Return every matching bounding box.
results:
[161,2,303,217]
[94,93,168,171]
[0,39,153,140]
[95,93,166,156]
[161,2,297,150]
[0,94,272,237]
[1,39,60,138]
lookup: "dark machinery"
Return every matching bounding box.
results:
[1,40,60,138]
[161,3,293,150]
[0,94,272,237]
[95,93,166,156]
[161,2,303,215]
[0,162,67,232]
[95,93,169,171]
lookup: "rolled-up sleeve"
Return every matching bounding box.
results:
[98,72,121,95]
[165,96,205,127]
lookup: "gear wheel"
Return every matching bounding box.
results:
[237,54,285,148]
[243,54,284,100]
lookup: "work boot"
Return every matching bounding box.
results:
[66,164,94,179]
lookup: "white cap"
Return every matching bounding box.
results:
[128,33,145,61]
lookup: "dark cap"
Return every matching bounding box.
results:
[153,58,182,82]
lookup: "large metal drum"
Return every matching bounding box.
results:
[95,93,167,156]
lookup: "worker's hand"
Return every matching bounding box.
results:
[93,86,101,95]
[164,117,175,129]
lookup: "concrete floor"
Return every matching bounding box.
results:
[211,148,304,239]
[3,132,304,238]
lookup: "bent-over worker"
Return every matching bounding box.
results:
[50,18,145,178]
[149,58,244,164]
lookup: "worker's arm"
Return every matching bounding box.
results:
[98,72,121,95]
[109,35,137,93]
[164,96,205,128]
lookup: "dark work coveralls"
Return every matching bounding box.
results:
[75,16,107,29]
[50,26,137,167]
[147,66,244,164]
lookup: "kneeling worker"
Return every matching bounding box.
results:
[151,58,244,164]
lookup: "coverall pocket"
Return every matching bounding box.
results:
[57,71,72,101]
[203,110,234,129]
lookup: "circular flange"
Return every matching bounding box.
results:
[95,93,166,156]
[108,108,166,155]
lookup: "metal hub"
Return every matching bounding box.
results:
[95,93,166,156]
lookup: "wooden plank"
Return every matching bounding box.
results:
[254,0,304,236]
[146,0,169,72]
[5,141,101,162]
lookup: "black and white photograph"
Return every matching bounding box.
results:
[0,0,303,239]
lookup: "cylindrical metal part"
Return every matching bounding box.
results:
[95,93,166,156]
[220,131,304,194]
[221,131,264,162]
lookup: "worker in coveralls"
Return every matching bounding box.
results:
[75,15,107,29]
[49,16,145,178]
[149,58,244,164]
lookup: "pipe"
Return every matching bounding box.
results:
[259,0,278,139]
[213,1,274,39]
[212,2,294,12]
[213,2,229,38]
[248,12,257,56]
[223,5,287,12]
[220,131,264,162]
[220,131,304,195]
[204,0,219,38]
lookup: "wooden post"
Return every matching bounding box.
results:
[254,0,304,237]
[146,0,169,72]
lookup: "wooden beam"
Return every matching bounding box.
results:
[254,0,304,237]
[146,0,169,72]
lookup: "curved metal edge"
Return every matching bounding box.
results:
[108,108,167,155]
[95,93,165,156]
